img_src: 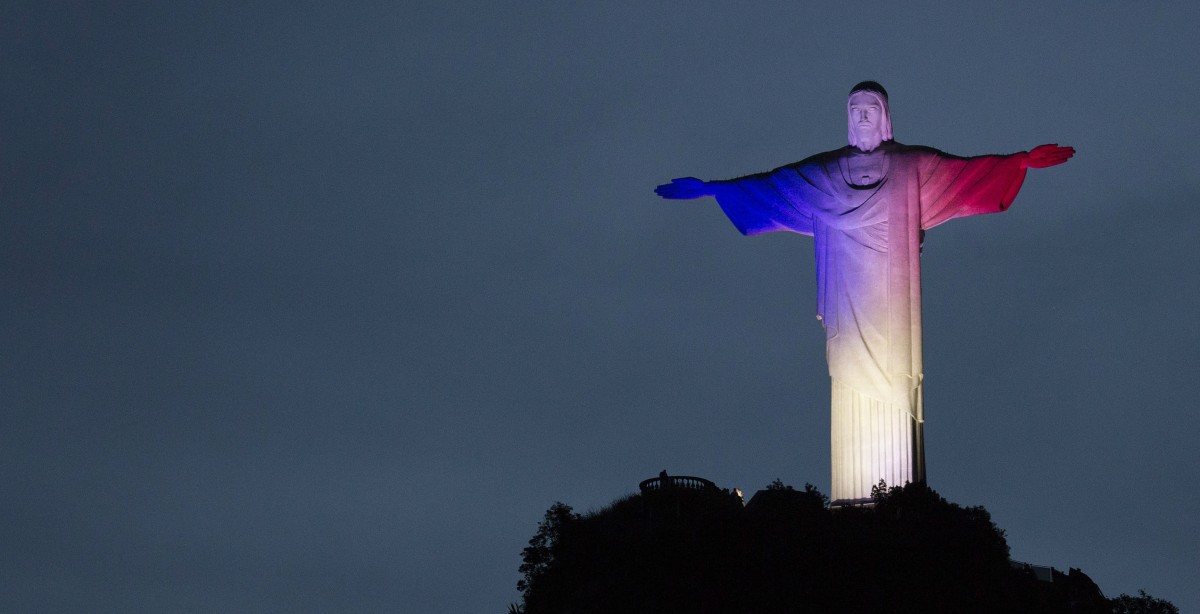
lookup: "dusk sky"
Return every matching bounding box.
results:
[3,2,1198,612]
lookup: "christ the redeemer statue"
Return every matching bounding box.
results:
[655,81,1073,505]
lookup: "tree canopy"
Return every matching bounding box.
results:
[511,480,1175,614]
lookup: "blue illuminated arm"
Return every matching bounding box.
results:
[654,177,715,199]
[656,169,815,236]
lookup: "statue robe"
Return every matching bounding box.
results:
[713,141,1028,504]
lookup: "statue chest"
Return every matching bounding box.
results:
[844,153,889,186]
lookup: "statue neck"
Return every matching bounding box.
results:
[853,137,884,153]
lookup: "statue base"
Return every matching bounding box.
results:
[829,380,925,503]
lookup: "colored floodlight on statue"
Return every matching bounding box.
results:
[655,82,1073,505]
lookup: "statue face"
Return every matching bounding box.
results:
[848,91,884,145]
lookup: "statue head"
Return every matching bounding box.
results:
[847,81,892,152]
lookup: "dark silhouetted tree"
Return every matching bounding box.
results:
[516,501,579,611]
[512,481,1175,614]
[1110,589,1180,614]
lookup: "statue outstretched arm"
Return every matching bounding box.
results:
[655,171,814,236]
[654,177,714,199]
[1022,144,1075,169]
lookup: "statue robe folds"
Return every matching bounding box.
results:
[713,141,1028,504]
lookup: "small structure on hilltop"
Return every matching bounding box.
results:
[638,470,745,514]
[639,470,718,493]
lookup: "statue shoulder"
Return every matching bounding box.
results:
[881,141,934,156]
[882,142,956,166]
[776,147,849,174]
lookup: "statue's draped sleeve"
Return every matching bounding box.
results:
[916,149,1028,228]
[709,159,825,237]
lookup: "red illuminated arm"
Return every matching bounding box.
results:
[1022,144,1075,169]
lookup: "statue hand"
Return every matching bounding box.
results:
[654,177,711,199]
[1022,144,1075,169]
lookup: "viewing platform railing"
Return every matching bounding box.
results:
[639,474,717,493]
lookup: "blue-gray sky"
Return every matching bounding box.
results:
[3,2,1198,612]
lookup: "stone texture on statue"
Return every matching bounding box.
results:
[656,82,1073,506]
